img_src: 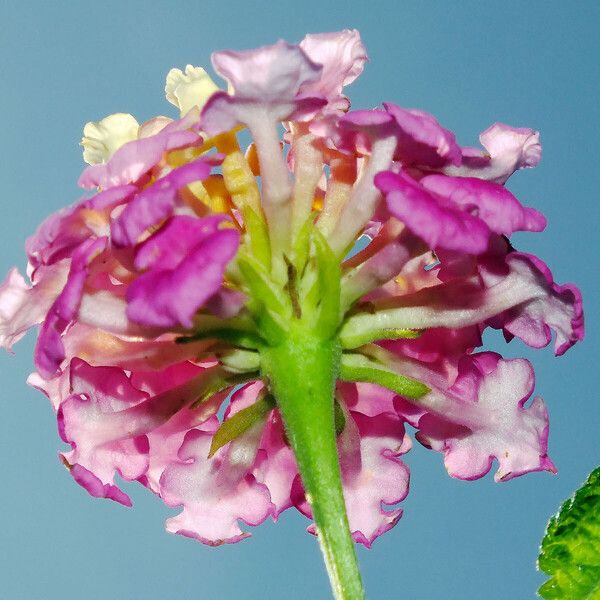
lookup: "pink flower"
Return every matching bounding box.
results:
[1,29,584,600]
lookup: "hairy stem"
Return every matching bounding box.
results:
[260,327,364,600]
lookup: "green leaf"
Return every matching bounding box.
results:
[538,466,600,599]
[208,393,275,457]
[340,352,429,399]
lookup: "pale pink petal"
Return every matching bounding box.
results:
[299,29,367,111]
[58,358,151,505]
[160,424,273,545]
[202,40,325,135]
[397,353,555,482]
[341,411,410,547]
[445,122,542,184]
[339,382,397,417]
[484,253,584,356]
[0,264,67,351]
[343,251,584,356]
[293,408,410,547]
[256,409,298,518]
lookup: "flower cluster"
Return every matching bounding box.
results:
[1,29,583,555]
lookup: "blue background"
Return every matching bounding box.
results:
[1,2,598,598]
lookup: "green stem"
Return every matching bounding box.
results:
[261,326,365,600]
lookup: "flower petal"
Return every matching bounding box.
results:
[376,170,491,254]
[384,102,461,167]
[81,113,140,165]
[0,264,67,351]
[126,221,240,328]
[165,65,220,117]
[79,115,202,190]
[396,353,555,482]
[445,122,542,184]
[421,174,546,235]
[35,237,107,378]
[160,424,273,545]
[299,29,367,111]
[111,159,213,247]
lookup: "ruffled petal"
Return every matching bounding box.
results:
[445,122,542,184]
[484,253,584,356]
[293,406,410,547]
[341,251,584,356]
[256,409,298,517]
[81,113,140,165]
[340,410,410,547]
[79,114,202,190]
[299,29,367,111]
[421,174,546,235]
[35,237,107,378]
[376,170,491,254]
[383,102,461,167]
[58,359,218,503]
[165,65,220,116]
[126,216,239,328]
[202,40,325,135]
[58,358,151,505]
[0,264,67,351]
[160,423,273,545]
[111,159,214,247]
[396,353,555,482]
[26,185,135,268]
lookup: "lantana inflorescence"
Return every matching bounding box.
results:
[0,29,583,600]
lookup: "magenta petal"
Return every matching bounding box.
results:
[376,170,490,253]
[127,225,240,328]
[133,214,226,271]
[383,102,461,167]
[111,158,213,247]
[421,174,546,235]
[35,237,107,378]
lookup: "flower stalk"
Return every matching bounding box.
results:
[261,327,364,600]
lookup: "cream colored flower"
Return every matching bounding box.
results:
[165,65,220,117]
[81,113,139,165]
